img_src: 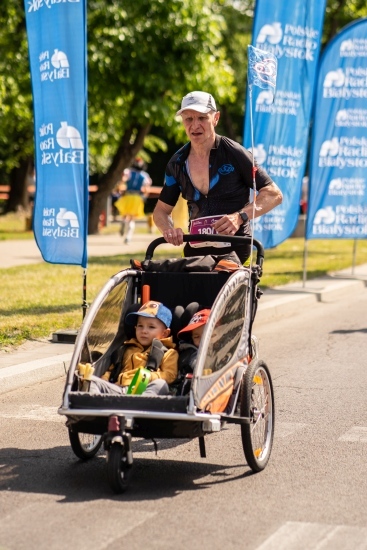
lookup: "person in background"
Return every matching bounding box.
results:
[110,180,126,222]
[115,158,152,244]
[153,90,283,263]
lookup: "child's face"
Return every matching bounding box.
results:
[135,316,170,347]
[192,324,205,347]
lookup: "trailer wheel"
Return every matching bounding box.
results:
[240,359,274,472]
[68,429,103,460]
[107,443,132,494]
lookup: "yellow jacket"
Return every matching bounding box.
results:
[104,336,178,388]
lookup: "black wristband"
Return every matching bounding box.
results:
[238,211,249,225]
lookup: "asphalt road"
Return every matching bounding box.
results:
[0,289,367,550]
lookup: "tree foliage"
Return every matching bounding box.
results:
[0,1,33,177]
[0,0,366,229]
[84,0,237,231]
[323,0,367,44]
[87,0,235,174]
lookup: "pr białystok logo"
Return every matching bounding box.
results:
[40,50,70,82]
[255,21,320,62]
[249,144,267,165]
[40,121,84,166]
[324,69,345,88]
[56,208,79,228]
[56,122,84,149]
[257,23,283,45]
[314,206,336,225]
[42,207,80,239]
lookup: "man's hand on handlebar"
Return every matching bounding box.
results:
[163,227,184,246]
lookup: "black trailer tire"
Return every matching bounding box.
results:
[107,443,132,494]
[240,359,274,472]
[68,429,103,460]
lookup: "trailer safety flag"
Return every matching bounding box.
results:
[306,19,367,240]
[243,0,326,249]
[24,0,88,267]
[247,45,277,104]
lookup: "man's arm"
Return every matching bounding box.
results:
[244,182,283,220]
[153,200,184,245]
[213,182,283,235]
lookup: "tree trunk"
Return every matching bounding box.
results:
[4,159,34,214]
[88,123,152,234]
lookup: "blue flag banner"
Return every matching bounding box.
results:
[248,45,277,103]
[24,0,88,267]
[244,0,326,249]
[306,19,367,240]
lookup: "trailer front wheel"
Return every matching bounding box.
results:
[107,443,132,494]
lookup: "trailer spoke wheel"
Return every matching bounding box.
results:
[240,359,274,472]
[68,430,103,460]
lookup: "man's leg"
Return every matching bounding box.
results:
[124,219,135,244]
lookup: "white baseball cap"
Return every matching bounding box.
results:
[176,91,217,116]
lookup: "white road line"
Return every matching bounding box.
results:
[0,405,63,423]
[256,521,367,550]
[338,426,367,443]
[0,354,70,379]
[0,499,157,550]
[276,422,308,438]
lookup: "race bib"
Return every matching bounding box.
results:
[189,215,231,248]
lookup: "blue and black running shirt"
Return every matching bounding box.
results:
[159,135,274,235]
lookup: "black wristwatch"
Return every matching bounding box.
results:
[238,211,249,225]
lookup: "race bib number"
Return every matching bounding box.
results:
[189,216,231,248]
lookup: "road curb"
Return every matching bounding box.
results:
[0,354,71,395]
[2,275,366,394]
[256,292,317,324]
[256,278,366,324]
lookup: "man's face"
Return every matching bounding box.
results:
[181,109,220,145]
[135,316,169,347]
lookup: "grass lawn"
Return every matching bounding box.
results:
[1,211,366,349]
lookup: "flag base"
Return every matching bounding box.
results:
[52,329,78,344]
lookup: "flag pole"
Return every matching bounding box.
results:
[82,268,88,319]
[352,239,357,275]
[302,238,308,287]
[248,84,257,272]
[246,44,277,270]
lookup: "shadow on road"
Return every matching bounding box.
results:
[0,443,253,503]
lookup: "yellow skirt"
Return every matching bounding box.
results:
[115,194,145,218]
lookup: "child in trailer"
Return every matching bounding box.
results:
[79,301,178,396]
[176,309,211,395]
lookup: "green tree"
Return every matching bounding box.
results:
[212,0,254,142]
[0,0,236,230]
[86,0,235,232]
[0,1,34,212]
[1,0,367,229]
[323,0,367,43]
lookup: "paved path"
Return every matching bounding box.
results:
[1,229,173,268]
[1,230,367,394]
